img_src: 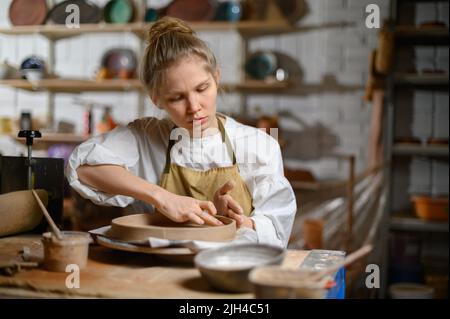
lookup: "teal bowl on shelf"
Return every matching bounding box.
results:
[215,1,242,22]
[245,52,278,80]
[144,8,159,22]
[104,0,134,24]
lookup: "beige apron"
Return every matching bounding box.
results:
[158,116,254,217]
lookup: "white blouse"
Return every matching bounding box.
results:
[66,115,297,248]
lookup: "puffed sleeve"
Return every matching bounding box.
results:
[66,126,140,207]
[245,136,297,248]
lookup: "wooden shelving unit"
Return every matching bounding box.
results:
[0,0,292,143]
[0,0,292,126]
[380,0,450,298]
[0,78,290,93]
[392,144,449,157]
[390,215,449,233]
[394,73,449,86]
[0,20,292,40]
[394,26,449,44]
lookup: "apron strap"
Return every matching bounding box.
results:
[217,117,237,166]
[163,136,176,174]
[163,116,237,174]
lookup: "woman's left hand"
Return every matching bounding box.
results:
[213,180,254,229]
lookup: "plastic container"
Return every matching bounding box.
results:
[42,231,92,272]
[389,283,434,299]
[411,196,449,221]
[249,266,330,299]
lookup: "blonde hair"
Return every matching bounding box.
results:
[140,17,218,99]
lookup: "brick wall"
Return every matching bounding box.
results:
[0,0,392,180]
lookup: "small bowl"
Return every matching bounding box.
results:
[22,69,44,81]
[245,52,278,80]
[215,1,242,22]
[20,56,45,71]
[194,243,285,293]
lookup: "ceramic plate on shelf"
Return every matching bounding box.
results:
[166,0,216,22]
[104,0,134,24]
[9,0,48,26]
[245,52,278,80]
[47,0,102,25]
[101,48,137,77]
[275,0,307,23]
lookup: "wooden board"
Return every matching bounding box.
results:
[0,235,309,298]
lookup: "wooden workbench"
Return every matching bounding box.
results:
[0,235,309,299]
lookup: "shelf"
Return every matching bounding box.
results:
[0,79,291,93]
[390,216,449,233]
[395,26,449,44]
[394,73,449,86]
[0,79,143,93]
[0,21,292,40]
[14,133,89,144]
[392,144,449,157]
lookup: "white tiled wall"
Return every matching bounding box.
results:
[0,0,393,180]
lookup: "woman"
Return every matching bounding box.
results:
[66,17,296,248]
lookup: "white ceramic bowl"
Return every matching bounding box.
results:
[22,69,44,81]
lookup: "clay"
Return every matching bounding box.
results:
[42,231,91,272]
[108,213,236,242]
[0,189,47,237]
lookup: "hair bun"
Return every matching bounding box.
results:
[146,16,195,45]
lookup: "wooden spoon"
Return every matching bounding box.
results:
[31,189,63,240]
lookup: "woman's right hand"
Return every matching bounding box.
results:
[154,190,223,226]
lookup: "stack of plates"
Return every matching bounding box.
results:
[409,157,431,195]
[412,91,433,143]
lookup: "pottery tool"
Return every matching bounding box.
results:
[31,189,63,241]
